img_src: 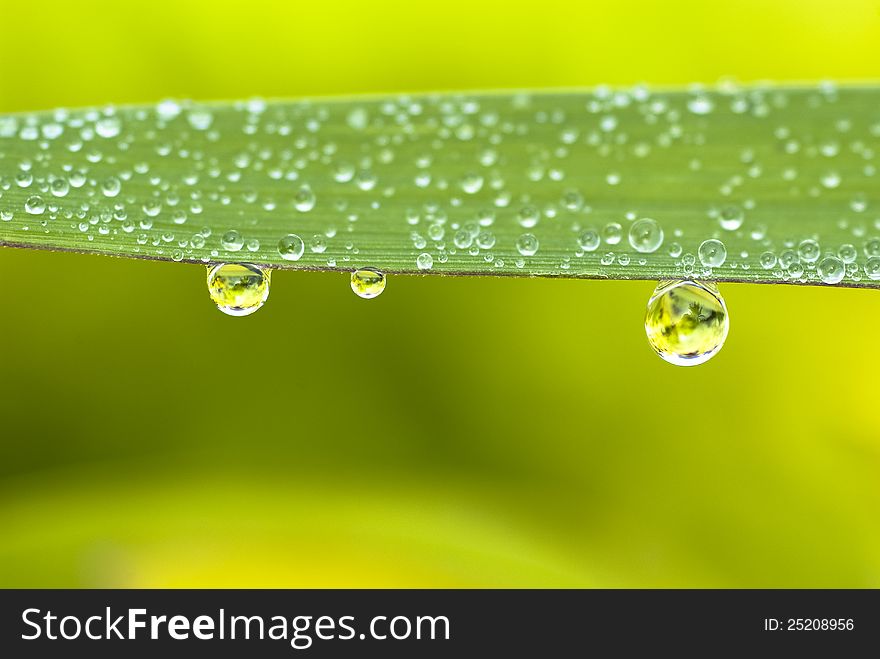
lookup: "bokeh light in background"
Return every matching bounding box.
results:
[0,0,879,587]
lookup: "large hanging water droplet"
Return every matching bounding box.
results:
[206,263,270,316]
[350,267,386,299]
[645,280,729,366]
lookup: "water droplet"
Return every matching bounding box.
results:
[718,205,744,231]
[157,99,181,120]
[143,200,162,217]
[561,190,584,211]
[517,205,540,229]
[476,231,496,249]
[206,263,270,316]
[350,267,386,299]
[865,257,880,280]
[759,252,777,269]
[346,107,368,131]
[645,280,729,366]
[95,116,121,138]
[817,255,845,284]
[416,253,434,270]
[603,222,622,245]
[334,162,355,183]
[821,171,841,189]
[294,186,316,212]
[50,178,70,198]
[277,234,305,261]
[221,230,244,251]
[459,172,484,194]
[516,233,539,256]
[454,229,473,249]
[838,244,857,263]
[187,109,214,131]
[628,218,663,253]
[687,96,714,115]
[698,239,727,267]
[797,239,820,264]
[24,195,45,215]
[101,176,121,197]
[577,229,600,252]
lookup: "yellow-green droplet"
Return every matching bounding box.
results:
[350,267,386,299]
[206,263,270,316]
[645,280,728,366]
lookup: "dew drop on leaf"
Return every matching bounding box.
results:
[817,255,845,284]
[277,234,305,261]
[699,239,727,267]
[628,218,664,253]
[516,233,539,256]
[221,230,244,252]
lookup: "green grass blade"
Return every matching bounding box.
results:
[1,84,878,288]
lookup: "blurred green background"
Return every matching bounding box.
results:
[1,0,879,587]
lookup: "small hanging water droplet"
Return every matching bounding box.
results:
[645,280,729,366]
[277,234,305,261]
[350,267,386,299]
[206,263,270,317]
